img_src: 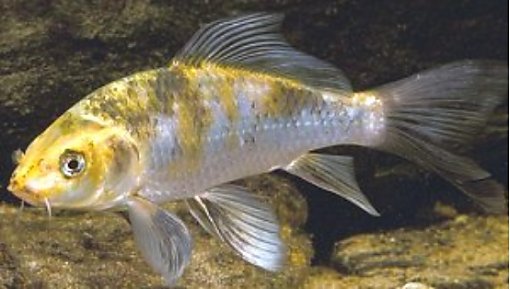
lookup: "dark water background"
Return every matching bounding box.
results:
[0,0,507,267]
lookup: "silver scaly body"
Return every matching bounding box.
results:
[139,66,384,202]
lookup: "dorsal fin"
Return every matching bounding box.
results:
[173,13,352,94]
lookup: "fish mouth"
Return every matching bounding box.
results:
[7,180,43,207]
[8,181,54,218]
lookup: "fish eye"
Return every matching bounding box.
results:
[60,151,86,178]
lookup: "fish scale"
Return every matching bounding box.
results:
[134,64,370,202]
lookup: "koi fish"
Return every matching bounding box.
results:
[7,13,508,286]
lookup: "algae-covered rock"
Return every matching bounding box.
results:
[304,211,507,289]
[0,175,312,289]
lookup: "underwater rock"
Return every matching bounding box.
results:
[307,212,508,289]
[0,175,312,289]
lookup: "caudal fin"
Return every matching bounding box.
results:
[372,60,508,213]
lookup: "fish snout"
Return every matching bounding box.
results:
[7,175,43,206]
[7,171,22,194]
[7,178,18,193]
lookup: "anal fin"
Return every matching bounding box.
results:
[127,197,192,286]
[284,153,380,216]
[186,184,286,272]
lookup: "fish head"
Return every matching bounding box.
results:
[8,112,141,210]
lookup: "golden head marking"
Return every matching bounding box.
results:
[8,112,141,210]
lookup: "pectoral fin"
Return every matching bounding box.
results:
[285,153,380,216]
[186,184,286,272]
[127,197,192,286]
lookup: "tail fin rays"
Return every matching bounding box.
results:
[373,60,508,213]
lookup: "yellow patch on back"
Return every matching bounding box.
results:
[351,91,383,109]
[260,82,319,117]
[192,62,321,119]
[170,64,214,166]
[217,79,238,122]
